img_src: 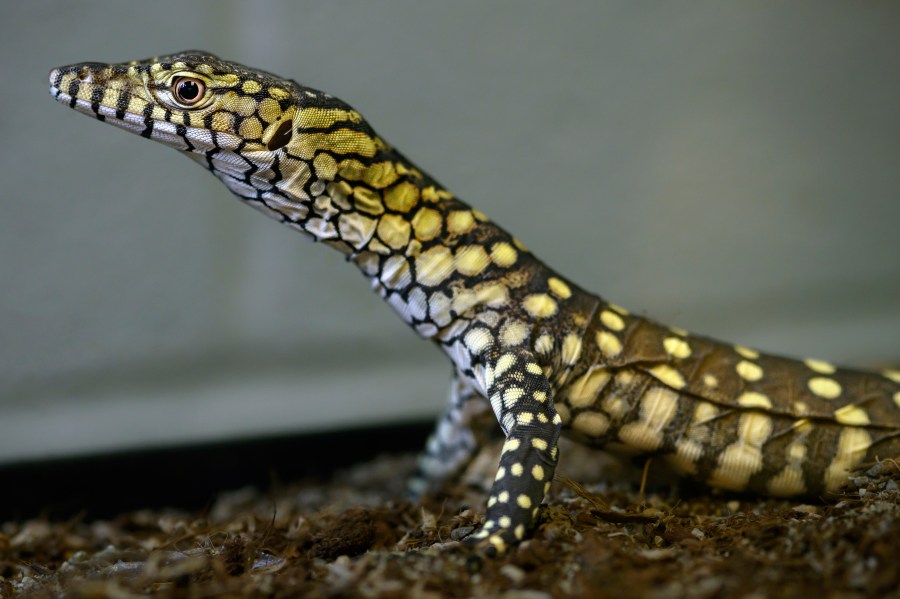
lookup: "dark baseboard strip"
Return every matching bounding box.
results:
[0,420,432,522]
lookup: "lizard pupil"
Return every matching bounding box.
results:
[173,78,205,105]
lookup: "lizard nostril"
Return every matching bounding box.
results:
[76,67,93,83]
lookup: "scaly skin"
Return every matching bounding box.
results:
[50,51,900,556]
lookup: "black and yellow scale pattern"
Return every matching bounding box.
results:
[50,51,900,556]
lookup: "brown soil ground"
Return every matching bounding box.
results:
[2,439,899,598]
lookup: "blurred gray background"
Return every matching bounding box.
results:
[1,1,898,463]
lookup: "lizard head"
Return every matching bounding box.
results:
[49,51,385,213]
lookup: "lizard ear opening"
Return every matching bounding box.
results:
[265,119,293,151]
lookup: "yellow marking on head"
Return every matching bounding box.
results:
[99,86,119,109]
[127,96,147,115]
[489,241,518,267]
[495,467,506,480]
[767,466,806,497]
[529,464,546,482]
[663,337,692,359]
[735,360,764,382]
[564,366,612,408]
[296,107,362,129]
[531,438,548,450]
[824,427,872,492]
[834,405,870,426]
[238,115,263,139]
[808,377,842,400]
[737,391,772,410]
[230,95,258,117]
[702,374,719,389]
[514,525,526,540]
[294,130,378,160]
[510,463,524,477]
[415,246,454,286]
[516,412,534,425]
[600,310,625,331]
[523,294,558,319]
[210,111,234,133]
[734,345,759,360]
[547,277,572,299]
[883,369,900,384]
[241,80,261,94]
[257,98,282,124]
[313,153,338,179]
[517,494,532,509]
[561,333,583,366]
[647,364,686,389]
[376,214,412,250]
[411,207,442,241]
[533,390,547,402]
[573,411,610,437]
[384,181,420,212]
[268,87,291,101]
[454,245,491,276]
[596,331,623,357]
[804,358,836,375]
[152,105,170,122]
[447,210,475,235]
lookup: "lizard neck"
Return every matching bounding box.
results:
[209,103,535,339]
[309,145,526,338]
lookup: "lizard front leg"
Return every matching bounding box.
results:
[466,348,562,556]
[409,373,498,497]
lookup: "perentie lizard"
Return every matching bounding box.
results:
[49,51,900,556]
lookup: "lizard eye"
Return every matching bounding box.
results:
[172,77,206,106]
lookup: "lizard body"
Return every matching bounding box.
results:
[50,52,900,555]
